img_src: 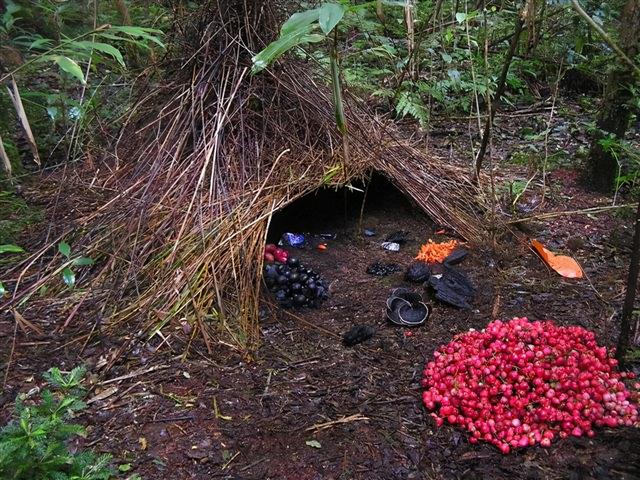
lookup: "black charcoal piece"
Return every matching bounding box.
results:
[428,265,474,309]
[405,262,432,283]
[343,325,376,347]
[443,248,468,266]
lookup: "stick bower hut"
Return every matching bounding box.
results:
[5,1,485,351]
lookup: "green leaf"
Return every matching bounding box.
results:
[119,463,132,472]
[0,281,6,296]
[94,32,148,49]
[322,164,342,184]
[107,25,165,48]
[62,267,75,288]
[51,56,85,84]
[29,37,53,50]
[0,244,24,254]
[318,3,346,34]
[330,55,347,134]
[455,12,467,23]
[74,41,126,67]
[305,439,322,448]
[252,30,324,73]
[281,8,320,36]
[58,242,71,258]
[72,256,94,266]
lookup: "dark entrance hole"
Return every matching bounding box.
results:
[267,172,430,242]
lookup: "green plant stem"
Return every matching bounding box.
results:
[570,0,640,78]
[331,27,350,171]
[474,9,525,178]
[393,0,445,97]
[0,24,111,84]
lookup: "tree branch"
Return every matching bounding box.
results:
[570,0,640,77]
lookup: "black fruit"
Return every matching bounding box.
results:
[264,257,329,310]
[287,257,300,267]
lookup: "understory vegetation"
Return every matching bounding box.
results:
[1,1,637,175]
[0,366,127,480]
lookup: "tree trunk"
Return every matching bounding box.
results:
[586,0,640,193]
[616,199,640,367]
[114,0,132,25]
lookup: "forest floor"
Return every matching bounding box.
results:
[1,97,640,479]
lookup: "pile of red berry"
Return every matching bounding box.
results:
[421,317,639,454]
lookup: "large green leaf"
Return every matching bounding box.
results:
[74,40,125,67]
[51,56,85,84]
[28,37,54,50]
[319,3,346,34]
[281,8,320,36]
[94,32,149,49]
[72,256,94,266]
[252,29,324,73]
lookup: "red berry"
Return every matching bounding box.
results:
[421,318,639,454]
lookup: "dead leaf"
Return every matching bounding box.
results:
[13,310,44,335]
[87,386,118,404]
[531,240,583,279]
[0,132,12,177]
[138,437,148,451]
[7,77,40,166]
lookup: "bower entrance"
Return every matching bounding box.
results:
[264,172,437,319]
[267,172,433,243]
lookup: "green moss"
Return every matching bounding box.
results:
[0,189,44,245]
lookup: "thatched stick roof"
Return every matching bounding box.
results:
[4,0,486,351]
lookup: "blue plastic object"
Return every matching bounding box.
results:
[281,232,306,247]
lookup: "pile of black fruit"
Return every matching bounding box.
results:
[263,257,329,309]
